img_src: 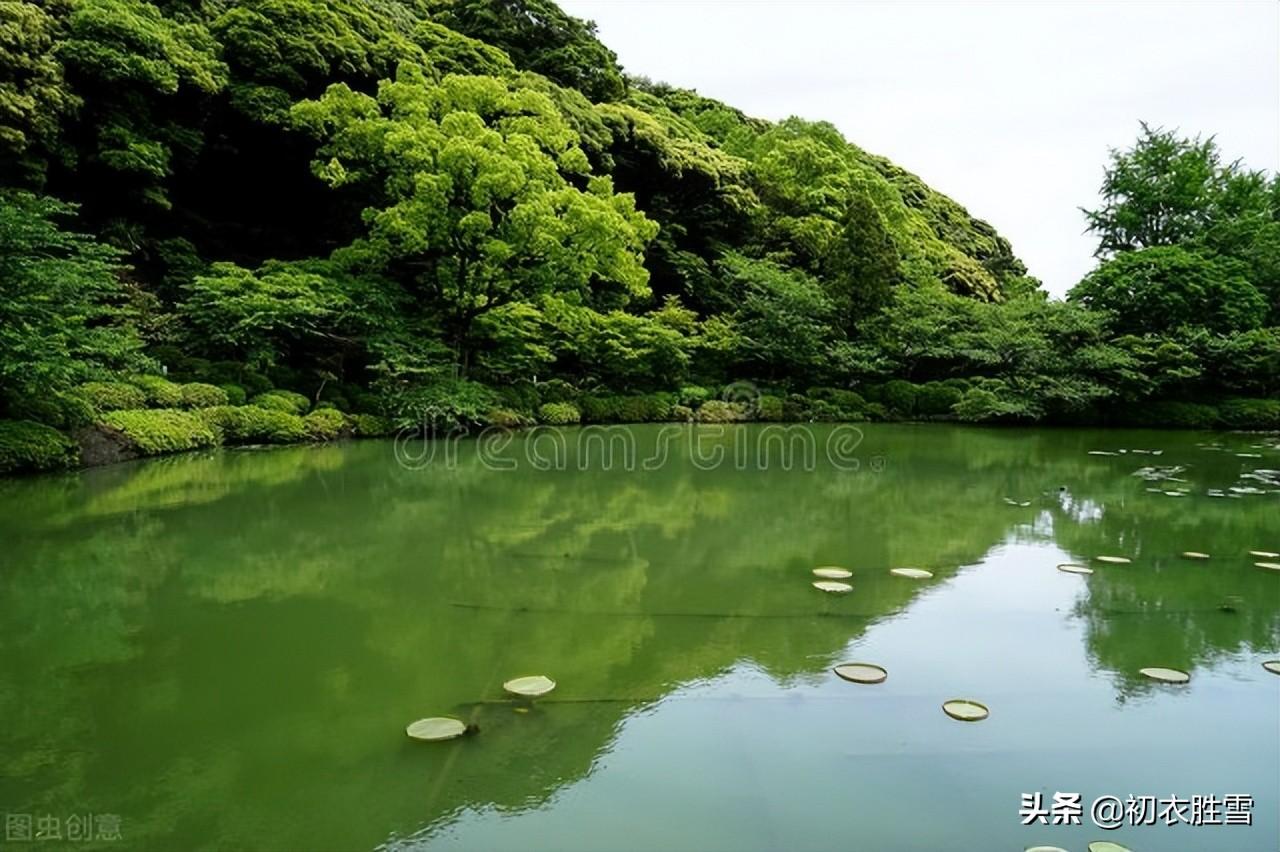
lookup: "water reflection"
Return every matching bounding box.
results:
[0,425,1276,851]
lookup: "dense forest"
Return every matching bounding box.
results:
[1,0,1278,474]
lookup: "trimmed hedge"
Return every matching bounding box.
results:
[351,414,396,437]
[250,390,310,415]
[696,400,747,422]
[180,382,229,409]
[757,394,784,421]
[98,409,219,455]
[302,407,348,441]
[196,406,307,444]
[126,374,183,407]
[538,402,581,424]
[0,420,79,474]
[486,407,528,428]
[579,394,674,423]
[76,381,147,412]
[219,383,247,406]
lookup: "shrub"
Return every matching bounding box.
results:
[696,400,747,423]
[678,385,712,407]
[1216,398,1280,429]
[196,406,307,444]
[536,379,577,404]
[351,414,396,437]
[673,404,694,421]
[578,395,622,423]
[219,384,247,406]
[783,394,814,421]
[915,382,964,418]
[381,379,496,428]
[4,393,95,429]
[126,374,183,407]
[497,381,540,412]
[98,409,219,455]
[250,390,310,415]
[1122,401,1220,430]
[758,394,784,421]
[882,380,918,417]
[538,402,581,424]
[804,388,866,421]
[485,407,528,428]
[303,407,349,441]
[0,420,78,474]
[180,382,229,409]
[76,381,147,412]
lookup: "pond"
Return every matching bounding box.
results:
[0,424,1277,851]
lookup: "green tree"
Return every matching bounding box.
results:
[721,253,834,381]
[0,0,78,181]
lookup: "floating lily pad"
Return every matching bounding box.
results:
[1262,660,1280,676]
[1256,562,1280,571]
[1095,556,1131,564]
[1088,842,1133,852]
[833,662,887,684]
[406,717,467,741]
[1249,550,1280,558]
[1087,450,1117,456]
[1181,551,1211,559]
[503,675,556,698]
[813,567,852,579]
[889,568,933,579]
[813,580,853,594]
[1139,666,1190,684]
[942,699,988,721]
[1026,847,1070,852]
[1057,563,1093,575]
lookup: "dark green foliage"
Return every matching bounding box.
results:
[881,380,918,417]
[302,406,348,440]
[914,382,964,418]
[196,404,306,443]
[179,382,229,408]
[384,379,497,428]
[76,381,147,412]
[695,400,746,423]
[578,393,672,423]
[249,389,310,415]
[757,395,784,421]
[351,413,395,437]
[1119,401,1221,430]
[0,420,79,474]
[537,401,579,424]
[98,408,218,454]
[1216,398,1280,430]
[127,374,184,406]
[219,383,247,406]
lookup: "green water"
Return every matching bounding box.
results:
[1,424,1277,851]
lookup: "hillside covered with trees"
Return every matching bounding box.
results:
[2,0,1278,473]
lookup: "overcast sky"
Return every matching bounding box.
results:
[559,1,1280,298]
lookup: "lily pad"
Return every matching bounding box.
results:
[1057,563,1093,575]
[942,699,989,722]
[1139,666,1190,684]
[406,717,467,742]
[1181,551,1210,559]
[1094,556,1131,564]
[813,580,853,594]
[1262,660,1280,676]
[1026,847,1070,852]
[503,675,556,698]
[889,567,933,579]
[1249,550,1280,558]
[1088,843,1133,852]
[813,567,853,579]
[1256,562,1280,571]
[833,662,887,684]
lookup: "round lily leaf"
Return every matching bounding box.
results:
[1094,556,1131,564]
[813,580,852,594]
[1255,562,1280,571]
[1026,847,1070,852]
[942,699,988,721]
[503,675,556,698]
[406,717,467,742]
[1139,666,1190,684]
[1087,843,1133,852]
[813,567,852,579]
[833,662,887,684]
[1248,550,1279,558]
[889,568,933,579]
[1262,660,1280,676]
[1057,563,1093,575]
[1181,551,1210,559]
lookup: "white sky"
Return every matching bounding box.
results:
[559,0,1280,298]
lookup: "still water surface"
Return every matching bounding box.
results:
[0,424,1277,851]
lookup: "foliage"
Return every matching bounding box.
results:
[196,404,307,443]
[98,408,218,454]
[302,407,348,440]
[249,389,310,415]
[219,383,247,406]
[179,382,229,408]
[0,419,79,474]
[537,401,579,424]
[695,400,747,423]
[127,374,184,406]
[75,381,147,412]
[351,413,395,437]
[1216,398,1280,430]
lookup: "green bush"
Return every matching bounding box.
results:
[804,388,866,421]
[696,400,747,423]
[0,420,79,474]
[538,402,581,424]
[4,393,95,429]
[783,394,814,421]
[98,409,219,455]
[196,405,307,444]
[882,380,918,417]
[915,382,964,418]
[673,404,694,421]
[180,382,230,409]
[1216,398,1280,429]
[250,390,311,415]
[758,395,784,421]
[536,379,578,404]
[303,407,349,441]
[76,381,147,412]
[381,379,497,427]
[485,407,528,428]
[219,384,247,406]
[126,374,184,407]
[351,414,396,437]
[497,381,540,412]
[1122,401,1221,430]
[578,395,622,422]
[678,385,712,407]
